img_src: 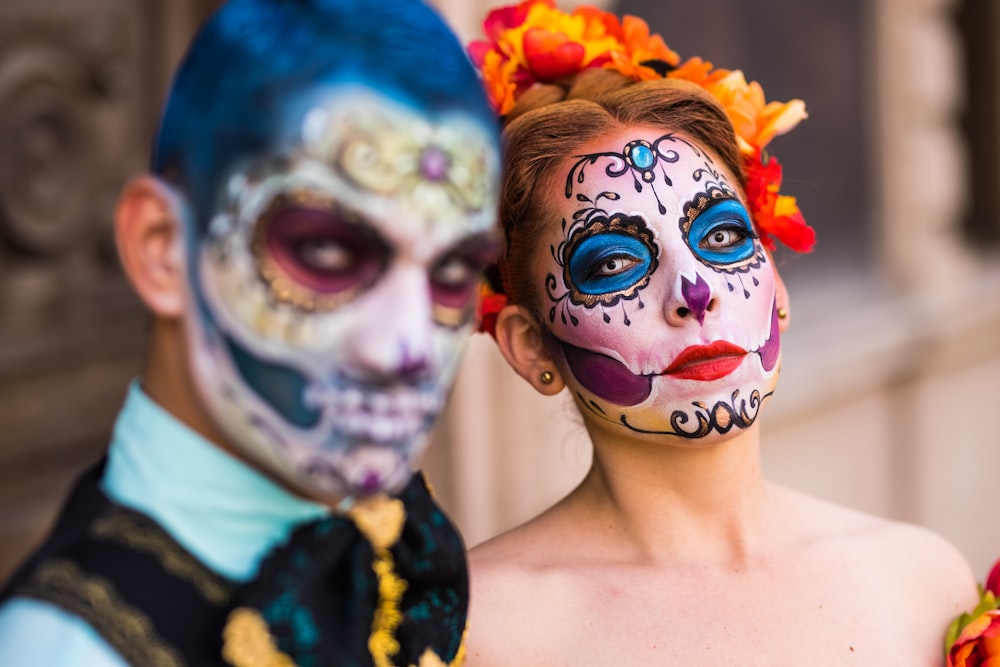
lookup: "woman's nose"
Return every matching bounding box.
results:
[664,271,715,326]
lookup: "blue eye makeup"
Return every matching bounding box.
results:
[684,198,758,268]
[560,213,658,309]
[568,233,653,295]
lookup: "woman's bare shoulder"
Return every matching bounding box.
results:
[776,484,979,610]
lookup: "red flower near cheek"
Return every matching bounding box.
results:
[743,151,815,253]
[476,280,508,339]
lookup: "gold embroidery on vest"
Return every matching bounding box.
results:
[17,559,186,667]
[90,508,234,605]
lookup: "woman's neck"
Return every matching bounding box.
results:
[570,423,776,569]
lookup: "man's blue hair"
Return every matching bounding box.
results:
[153,0,497,229]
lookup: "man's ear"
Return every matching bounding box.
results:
[115,176,187,318]
[494,304,565,396]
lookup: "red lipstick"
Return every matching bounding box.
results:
[663,341,747,381]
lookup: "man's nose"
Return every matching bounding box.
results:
[345,264,434,384]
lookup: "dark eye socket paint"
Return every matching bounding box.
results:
[430,237,497,309]
[264,204,388,295]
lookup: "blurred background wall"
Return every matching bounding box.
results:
[1,0,998,583]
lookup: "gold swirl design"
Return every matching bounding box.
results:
[319,107,497,226]
[16,559,186,667]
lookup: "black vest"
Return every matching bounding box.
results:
[0,463,235,666]
[1,463,469,667]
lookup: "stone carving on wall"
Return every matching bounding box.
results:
[0,0,160,580]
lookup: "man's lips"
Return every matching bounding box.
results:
[662,341,748,381]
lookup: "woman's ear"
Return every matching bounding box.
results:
[494,304,565,396]
[114,176,187,318]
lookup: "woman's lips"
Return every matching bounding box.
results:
[663,341,748,381]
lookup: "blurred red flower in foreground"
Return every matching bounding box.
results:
[946,559,1000,667]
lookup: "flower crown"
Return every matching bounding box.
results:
[468,0,816,257]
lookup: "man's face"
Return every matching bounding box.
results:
[536,128,780,443]
[182,88,499,500]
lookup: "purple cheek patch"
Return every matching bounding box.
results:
[757,301,781,372]
[557,337,652,406]
[681,273,711,325]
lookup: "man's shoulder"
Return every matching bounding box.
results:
[0,597,128,667]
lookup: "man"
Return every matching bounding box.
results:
[0,0,499,664]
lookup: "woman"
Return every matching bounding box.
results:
[466,2,978,664]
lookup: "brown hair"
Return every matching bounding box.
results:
[498,68,742,318]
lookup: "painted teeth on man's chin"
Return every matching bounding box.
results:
[305,387,441,414]
[337,411,426,445]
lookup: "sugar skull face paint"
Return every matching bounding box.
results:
[539,129,779,441]
[182,89,499,499]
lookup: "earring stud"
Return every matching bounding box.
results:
[540,370,554,385]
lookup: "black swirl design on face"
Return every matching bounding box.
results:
[565,133,710,215]
[580,388,773,439]
[546,191,658,327]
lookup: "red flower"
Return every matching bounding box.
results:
[522,28,588,80]
[986,560,1000,598]
[947,609,1000,667]
[476,282,508,339]
[742,151,815,253]
[946,561,1000,667]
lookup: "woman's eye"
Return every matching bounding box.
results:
[592,255,640,278]
[568,231,654,296]
[701,225,747,250]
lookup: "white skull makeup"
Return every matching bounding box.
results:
[182,89,499,500]
[537,128,781,442]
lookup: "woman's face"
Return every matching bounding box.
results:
[534,127,781,442]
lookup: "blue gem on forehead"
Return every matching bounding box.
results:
[419,146,450,182]
[629,143,655,170]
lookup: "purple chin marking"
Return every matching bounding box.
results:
[681,273,711,325]
[361,470,382,495]
[557,338,652,406]
[757,301,781,372]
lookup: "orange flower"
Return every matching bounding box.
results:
[666,57,725,87]
[607,15,680,81]
[947,608,1000,667]
[699,69,807,156]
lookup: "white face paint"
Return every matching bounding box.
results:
[184,89,499,500]
[535,128,780,442]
